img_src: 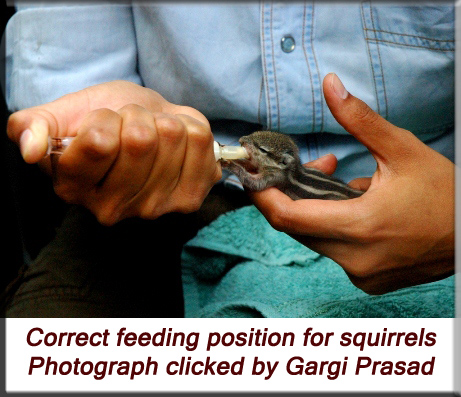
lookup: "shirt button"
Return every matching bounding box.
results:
[281,35,295,53]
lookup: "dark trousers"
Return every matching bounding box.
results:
[2,185,251,317]
[2,206,193,317]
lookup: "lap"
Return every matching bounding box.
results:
[3,205,195,317]
[2,184,251,318]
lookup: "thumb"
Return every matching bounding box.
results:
[7,106,61,163]
[7,87,100,164]
[323,73,421,169]
[7,97,84,163]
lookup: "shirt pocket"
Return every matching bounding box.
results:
[360,2,454,139]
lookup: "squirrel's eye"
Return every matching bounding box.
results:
[258,146,269,154]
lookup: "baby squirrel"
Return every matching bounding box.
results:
[222,130,364,200]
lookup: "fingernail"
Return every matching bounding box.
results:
[19,129,33,159]
[330,73,349,100]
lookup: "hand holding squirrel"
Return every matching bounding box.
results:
[250,73,454,294]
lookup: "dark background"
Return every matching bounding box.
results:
[1,4,68,295]
[1,4,21,292]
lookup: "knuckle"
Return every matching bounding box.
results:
[187,122,213,148]
[155,115,186,143]
[118,103,143,114]
[30,107,59,128]
[89,107,118,121]
[122,124,157,157]
[80,127,118,160]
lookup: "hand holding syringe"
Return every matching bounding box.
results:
[47,136,249,161]
[9,80,249,225]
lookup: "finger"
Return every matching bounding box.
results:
[251,187,362,239]
[54,108,122,198]
[323,73,421,168]
[303,153,338,175]
[348,177,372,191]
[173,114,222,212]
[95,105,158,220]
[132,113,188,218]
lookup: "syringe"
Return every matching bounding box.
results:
[47,136,249,161]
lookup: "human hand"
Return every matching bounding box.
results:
[7,80,222,225]
[250,73,454,294]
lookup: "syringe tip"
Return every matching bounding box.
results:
[214,141,249,161]
[220,145,249,160]
[46,136,75,156]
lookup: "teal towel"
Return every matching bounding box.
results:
[181,205,455,318]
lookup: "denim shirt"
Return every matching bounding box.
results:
[6,2,454,180]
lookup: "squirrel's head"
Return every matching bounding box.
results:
[239,130,300,172]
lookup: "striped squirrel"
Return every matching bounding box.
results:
[221,130,364,200]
